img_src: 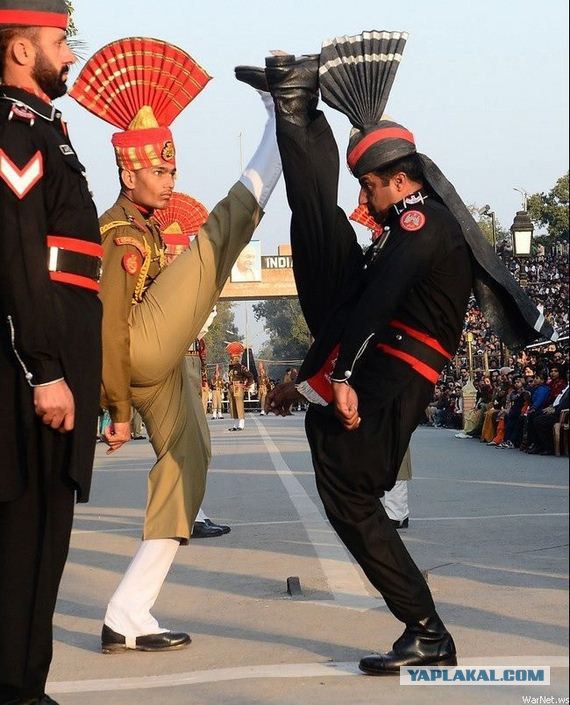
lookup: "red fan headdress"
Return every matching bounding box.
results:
[70,37,211,171]
[349,204,383,240]
[152,191,209,258]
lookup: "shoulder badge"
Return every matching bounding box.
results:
[400,210,426,232]
[0,149,43,199]
[122,251,143,275]
[8,104,36,125]
[112,235,147,258]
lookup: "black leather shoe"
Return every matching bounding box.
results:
[101,624,191,654]
[192,519,231,538]
[359,614,457,675]
[204,518,231,534]
[265,53,319,126]
[390,517,409,530]
[40,698,60,705]
[235,65,269,92]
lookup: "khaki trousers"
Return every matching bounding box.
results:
[212,389,222,414]
[230,391,245,419]
[127,183,260,541]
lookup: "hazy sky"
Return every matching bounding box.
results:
[62,0,569,348]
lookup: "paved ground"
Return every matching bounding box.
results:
[48,414,569,705]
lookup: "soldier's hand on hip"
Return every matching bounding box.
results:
[103,421,131,454]
[332,382,361,432]
[33,380,75,432]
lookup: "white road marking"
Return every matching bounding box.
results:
[69,512,568,537]
[47,657,569,694]
[414,477,569,490]
[253,418,380,609]
[412,513,568,521]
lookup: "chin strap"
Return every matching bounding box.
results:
[239,93,282,209]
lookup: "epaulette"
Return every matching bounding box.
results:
[112,235,147,258]
[7,103,36,126]
[100,220,131,237]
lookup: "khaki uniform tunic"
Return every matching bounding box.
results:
[211,377,224,414]
[258,372,269,410]
[228,363,254,419]
[99,183,261,541]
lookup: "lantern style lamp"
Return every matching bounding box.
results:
[510,210,534,257]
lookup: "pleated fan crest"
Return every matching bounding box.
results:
[153,192,209,237]
[70,37,212,129]
[319,30,408,130]
[349,204,383,238]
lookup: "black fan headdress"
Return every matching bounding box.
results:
[318,30,557,347]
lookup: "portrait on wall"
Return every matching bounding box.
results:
[231,240,262,283]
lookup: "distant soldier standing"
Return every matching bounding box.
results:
[258,360,269,414]
[211,364,225,419]
[227,342,254,431]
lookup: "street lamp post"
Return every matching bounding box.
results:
[481,204,497,252]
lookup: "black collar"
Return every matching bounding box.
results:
[0,86,60,122]
[391,189,430,216]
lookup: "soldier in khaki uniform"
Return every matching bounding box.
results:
[211,364,225,419]
[258,361,270,415]
[227,342,254,431]
[71,41,281,652]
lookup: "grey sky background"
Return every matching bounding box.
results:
[63,0,569,350]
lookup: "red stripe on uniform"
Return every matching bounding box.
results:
[49,271,100,293]
[347,127,415,170]
[47,236,103,258]
[0,10,68,28]
[377,343,440,384]
[389,320,452,359]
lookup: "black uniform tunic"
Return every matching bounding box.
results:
[0,87,102,700]
[275,110,472,625]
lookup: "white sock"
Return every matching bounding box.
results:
[196,508,208,523]
[382,480,409,522]
[239,94,282,209]
[104,538,179,641]
[238,418,245,429]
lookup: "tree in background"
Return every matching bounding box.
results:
[65,1,77,36]
[253,299,310,381]
[202,302,240,372]
[528,172,569,248]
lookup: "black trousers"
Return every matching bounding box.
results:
[276,111,436,625]
[306,379,435,625]
[0,428,75,703]
[533,412,558,453]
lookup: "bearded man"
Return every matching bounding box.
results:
[0,2,102,703]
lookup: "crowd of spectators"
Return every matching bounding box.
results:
[422,247,569,456]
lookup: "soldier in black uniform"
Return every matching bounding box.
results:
[259,35,556,675]
[0,3,102,703]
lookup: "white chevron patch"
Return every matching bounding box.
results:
[0,149,43,199]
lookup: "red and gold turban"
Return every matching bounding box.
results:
[226,342,245,359]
